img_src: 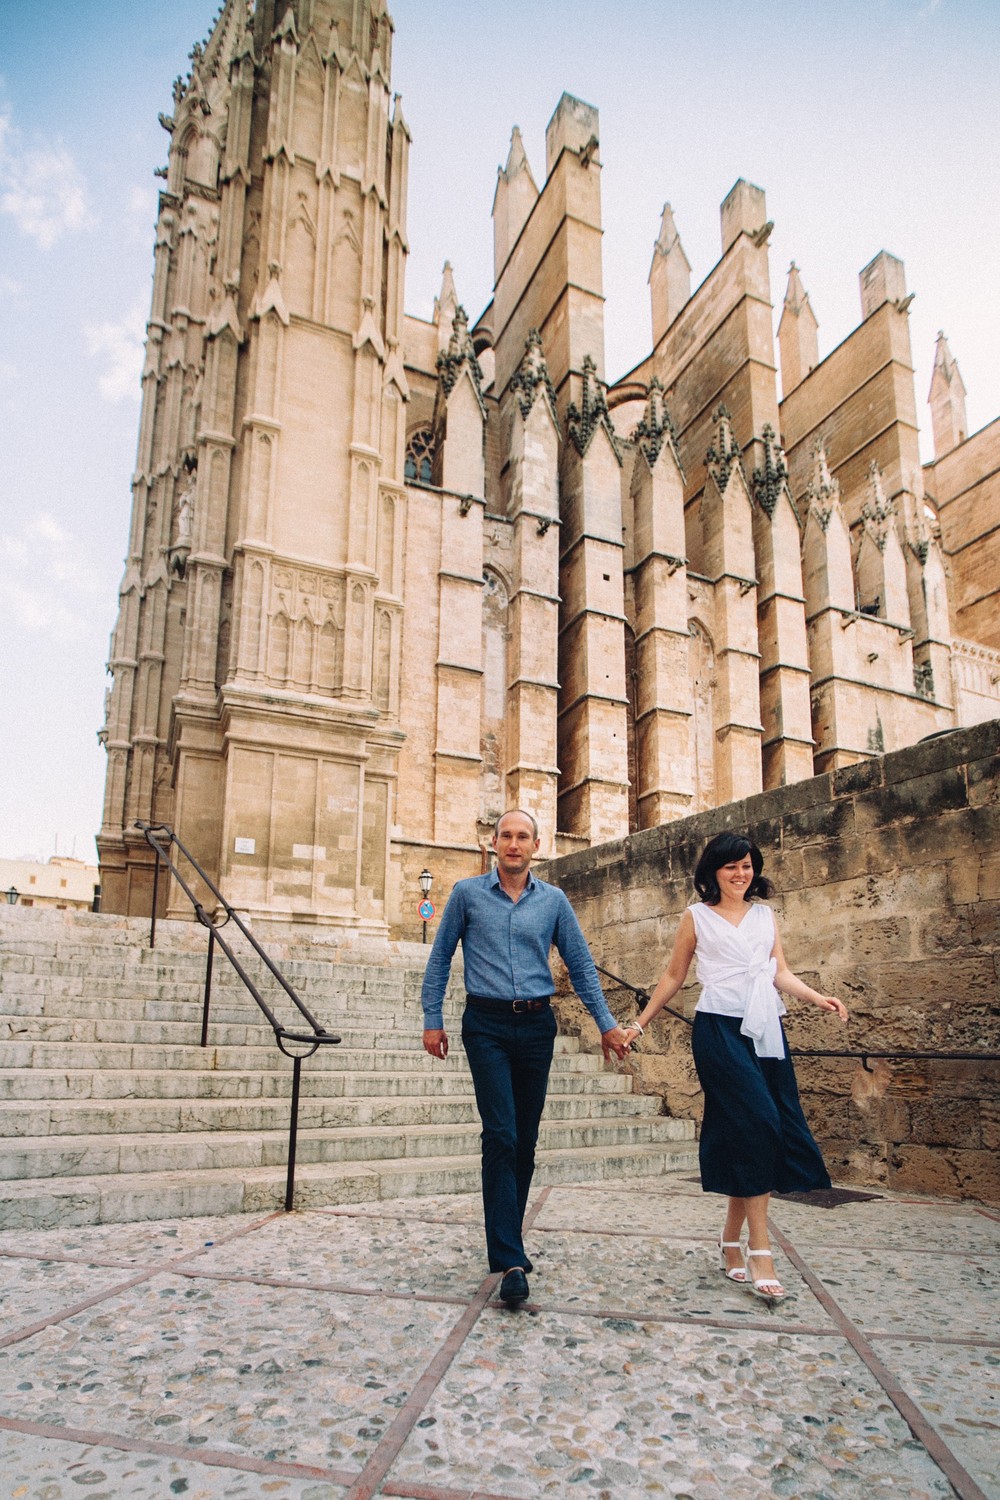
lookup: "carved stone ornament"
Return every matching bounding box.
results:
[566,355,620,459]
[509,329,558,427]
[860,462,896,552]
[913,660,935,699]
[751,423,790,519]
[633,377,681,470]
[436,305,485,412]
[804,439,841,532]
[705,404,744,491]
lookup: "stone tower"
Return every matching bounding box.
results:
[99,0,409,928]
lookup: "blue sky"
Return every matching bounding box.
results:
[1,0,998,862]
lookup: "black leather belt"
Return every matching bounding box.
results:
[465,994,552,1014]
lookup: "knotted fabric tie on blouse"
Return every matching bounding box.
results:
[739,954,784,1058]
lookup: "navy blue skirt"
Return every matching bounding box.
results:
[691,1012,831,1198]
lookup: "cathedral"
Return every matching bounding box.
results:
[97,0,1000,936]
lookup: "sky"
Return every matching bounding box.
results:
[1,0,998,864]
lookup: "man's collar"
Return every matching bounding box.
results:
[489,868,536,893]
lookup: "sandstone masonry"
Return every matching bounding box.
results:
[545,719,1000,1203]
[99,1,1000,944]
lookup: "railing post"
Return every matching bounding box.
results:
[285,1054,303,1212]
[200,928,215,1049]
[149,848,160,950]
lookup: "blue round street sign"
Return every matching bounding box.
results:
[418,899,435,921]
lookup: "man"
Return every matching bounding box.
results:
[421,809,632,1304]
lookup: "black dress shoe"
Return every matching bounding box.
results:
[499,1268,529,1304]
[523,1256,533,1274]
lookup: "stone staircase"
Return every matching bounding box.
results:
[0,906,697,1229]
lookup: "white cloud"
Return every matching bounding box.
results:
[0,510,109,643]
[84,300,146,403]
[0,104,94,250]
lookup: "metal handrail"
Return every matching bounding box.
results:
[138,821,341,1209]
[595,964,692,1028]
[595,963,1000,1072]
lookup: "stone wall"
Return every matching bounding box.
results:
[545,719,1000,1202]
[926,415,1000,651]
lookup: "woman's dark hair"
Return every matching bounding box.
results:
[694,832,773,905]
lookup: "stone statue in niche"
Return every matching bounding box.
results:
[169,464,195,578]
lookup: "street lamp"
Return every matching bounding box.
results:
[418,868,433,944]
[5,886,19,905]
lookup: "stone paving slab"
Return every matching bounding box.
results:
[873,1340,1000,1497]
[498,1227,841,1329]
[768,1194,1000,1254]
[0,1175,996,1500]
[801,1242,998,1339]
[194,1209,489,1301]
[0,1211,275,1265]
[0,1426,348,1499]
[393,1315,955,1499]
[0,1257,146,1338]
[0,1275,458,1472]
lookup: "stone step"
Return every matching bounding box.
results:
[0,1089,662,1138]
[0,1039,606,1074]
[0,1064,634,1103]
[0,973,432,1006]
[2,1115,692,1181]
[0,1008,471,1047]
[0,906,693,1231]
[0,1137,699,1230]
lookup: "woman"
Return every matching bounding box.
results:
[621,832,848,1300]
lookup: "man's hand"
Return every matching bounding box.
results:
[601,1025,632,1061]
[423,1028,449,1060]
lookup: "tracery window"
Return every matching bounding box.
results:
[404,426,435,485]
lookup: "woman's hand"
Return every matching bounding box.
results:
[814,995,848,1022]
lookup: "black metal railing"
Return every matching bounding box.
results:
[138,821,341,1210]
[595,963,1000,1072]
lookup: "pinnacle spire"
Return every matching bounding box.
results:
[493,126,539,277]
[778,262,819,396]
[504,126,530,178]
[649,203,691,343]
[928,331,968,457]
[434,260,459,350]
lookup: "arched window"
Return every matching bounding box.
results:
[404,426,435,485]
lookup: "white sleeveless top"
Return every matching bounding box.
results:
[690,901,786,1059]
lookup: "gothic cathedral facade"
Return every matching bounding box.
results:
[98,0,1000,934]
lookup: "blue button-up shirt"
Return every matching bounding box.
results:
[420,869,616,1033]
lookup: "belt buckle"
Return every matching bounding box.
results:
[512,998,527,1014]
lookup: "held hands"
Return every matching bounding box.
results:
[601,1025,634,1061]
[423,1028,449,1059]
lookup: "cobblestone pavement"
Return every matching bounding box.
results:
[0,1176,997,1500]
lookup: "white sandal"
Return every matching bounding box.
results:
[718,1238,747,1283]
[746,1247,787,1301]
